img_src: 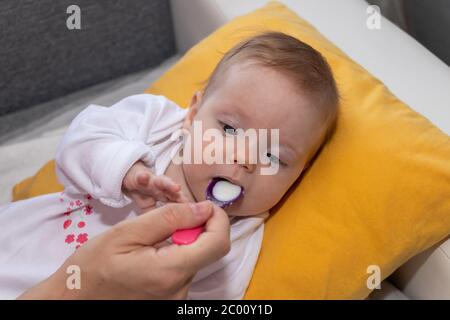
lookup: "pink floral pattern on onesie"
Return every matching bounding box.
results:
[59,192,93,250]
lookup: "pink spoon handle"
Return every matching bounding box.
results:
[172,225,204,245]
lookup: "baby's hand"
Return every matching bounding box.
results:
[122,161,189,211]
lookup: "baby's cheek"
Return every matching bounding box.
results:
[246,183,281,213]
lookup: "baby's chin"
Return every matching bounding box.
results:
[221,202,266,217]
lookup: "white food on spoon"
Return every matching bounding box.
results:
[211,180,242,202]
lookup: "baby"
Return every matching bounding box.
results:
[0,32,338,299]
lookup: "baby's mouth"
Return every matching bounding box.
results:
[205,177,244,208]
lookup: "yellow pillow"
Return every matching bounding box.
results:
[13,1,450,299]
[13,160,63,201]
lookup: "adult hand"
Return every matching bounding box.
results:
[18,201,230,299]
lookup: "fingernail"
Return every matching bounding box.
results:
[190,201,212,217]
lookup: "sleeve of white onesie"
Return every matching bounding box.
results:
[55,94,186,208]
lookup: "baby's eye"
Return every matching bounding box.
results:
[222,123,237,135]
[266,152,286,166]
[267,152,278,163]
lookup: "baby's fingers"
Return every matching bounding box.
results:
[123,161,153,191]
[128,191,157,212]
[153,176,180,194]
[170,192,190,204]
[136,172,150,187]
[153,177,189,203]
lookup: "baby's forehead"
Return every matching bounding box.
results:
[222,83,315,124]
[207,60,325,130]
[215,63,309,103]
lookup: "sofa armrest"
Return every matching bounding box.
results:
[389,237,450,299]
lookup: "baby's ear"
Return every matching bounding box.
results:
[183,91,203,129]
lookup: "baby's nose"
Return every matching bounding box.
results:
[233,158,256,173]
[230,141,256,173]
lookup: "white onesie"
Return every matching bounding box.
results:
[0,94,268,300]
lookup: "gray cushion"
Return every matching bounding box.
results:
[0,0,175,118]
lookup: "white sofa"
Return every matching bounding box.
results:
[170,0,450,299]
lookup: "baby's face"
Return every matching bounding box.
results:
[181,62,326,216]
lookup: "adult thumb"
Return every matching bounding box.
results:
[123,201,213,246]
